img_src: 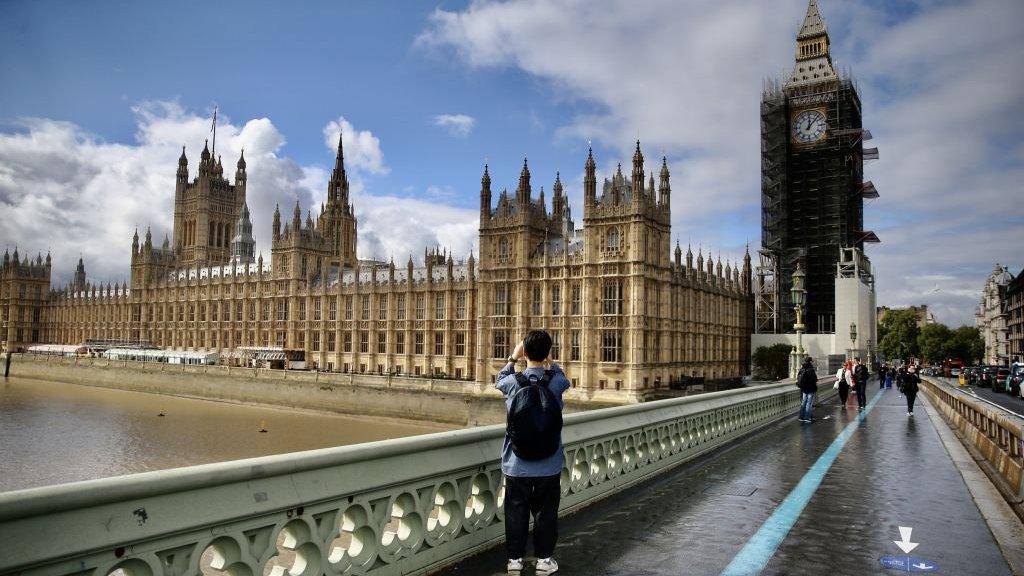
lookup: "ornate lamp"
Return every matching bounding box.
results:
[789,263,808,377]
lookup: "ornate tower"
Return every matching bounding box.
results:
[581,142,671,267]
[73,256,87,290]
[229,201,256,265]
[317,132,359,270]
[759,0,877,334]
[171,136,247,269]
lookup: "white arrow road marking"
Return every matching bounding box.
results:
[913,562,933,570]
[894,526,919,554]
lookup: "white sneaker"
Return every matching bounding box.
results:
[536,557,559,575]
[907,412,913,416]
[507,558,523,573]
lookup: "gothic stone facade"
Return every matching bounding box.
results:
[9,136,753,402]
[976,264,1013,366]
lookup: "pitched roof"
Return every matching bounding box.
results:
[797,0,827,40]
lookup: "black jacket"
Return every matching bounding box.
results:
[854,364,869,385]
[797,365,818,393]
[903,372,920,393]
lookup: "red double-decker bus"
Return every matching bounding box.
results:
[942,358,964,378]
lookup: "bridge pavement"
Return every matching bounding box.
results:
[440,383,1014,575]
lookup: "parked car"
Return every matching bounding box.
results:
[1007,363,1024,398]
[961,366,977,386]
[994,366,1012,395]
[977,366,996,390]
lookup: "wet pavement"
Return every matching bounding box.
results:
[440,384,1013,575]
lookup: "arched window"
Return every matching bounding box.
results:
[498,237,511,263]
[606,228,620,251]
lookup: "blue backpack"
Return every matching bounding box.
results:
[506,370,563,460]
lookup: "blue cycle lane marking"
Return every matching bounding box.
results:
[720,389,886,576]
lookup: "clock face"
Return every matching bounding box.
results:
[792,109,827,143]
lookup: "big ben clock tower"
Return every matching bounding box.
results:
[757,0,879,335]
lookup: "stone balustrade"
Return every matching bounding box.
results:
[0,380,824,576]
[921,376,1024,520]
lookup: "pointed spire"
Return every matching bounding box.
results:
[292,199,302,228]
[584,145,597,206]
[178,145,188,166]
[658,156,671,207]
[334,129,345,168]
[272,203,281,240]
[201,139,211,161]
[517,156,531,202]
[163,233,170,250]
[797,0,827,40]
[145,226,152,246]
[789,0,834,86]
[236,149,246,173]
[480,163,492,220]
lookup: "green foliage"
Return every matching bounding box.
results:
[897,320,986,365]
[752,343,793,380]
[951,326,985,365]
[877,309,920,361]
[917,323,954,363]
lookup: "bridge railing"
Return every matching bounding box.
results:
[0,380,821,576]
[921,376,1024,520]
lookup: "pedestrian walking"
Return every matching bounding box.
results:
[853,357,870,410]
[496,330,570,575]
[903,365,921,416]
[878,363,888,389]
[797,357,818,423]
[884,362,894,389]
[896,363,907,395]
[834,363,851,410]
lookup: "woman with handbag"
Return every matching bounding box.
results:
[835,362,851,410]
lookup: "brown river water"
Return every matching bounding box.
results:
[0,376,453,492]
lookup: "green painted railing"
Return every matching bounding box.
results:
[0,380,824,576]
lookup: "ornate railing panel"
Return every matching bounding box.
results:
[0,381,822,576]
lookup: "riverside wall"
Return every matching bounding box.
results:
[8,354,617,427]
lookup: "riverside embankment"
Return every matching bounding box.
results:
[8,354,617,427]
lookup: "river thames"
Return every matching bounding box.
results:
[0,376,452,492]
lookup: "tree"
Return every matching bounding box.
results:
[950,326,985,365]
[877,309,921,362]
[917,323,954,363]
[752,343,793,380]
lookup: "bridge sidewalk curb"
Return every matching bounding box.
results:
[921,392,1024,574]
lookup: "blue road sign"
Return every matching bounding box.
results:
[880,556,938,572]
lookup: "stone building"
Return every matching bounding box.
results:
[0,249,52,352]
[8,135,752,402]
[975,263,1013,366]
[877,304,936,329]
[1006,269,1023,364]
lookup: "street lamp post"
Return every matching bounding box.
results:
[790,264,807,378]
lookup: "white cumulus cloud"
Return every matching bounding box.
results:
[433,114,476,137]
[418,0,1024,326]
[0,103,478,288]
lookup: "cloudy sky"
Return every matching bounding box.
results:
[1,0,1021,326]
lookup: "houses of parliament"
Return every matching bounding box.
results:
[1,132,753,401]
